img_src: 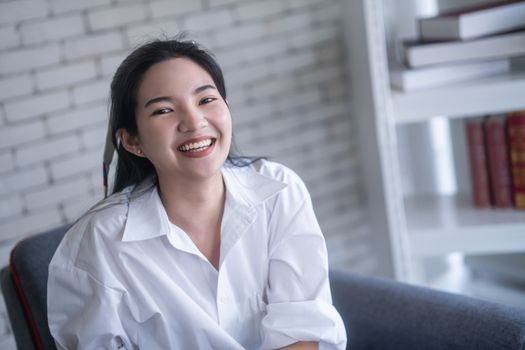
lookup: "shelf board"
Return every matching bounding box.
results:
[392,71,525,124]
[404,194,525,257]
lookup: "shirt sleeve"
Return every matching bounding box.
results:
[261,172,347,350]
[47,264,136,350]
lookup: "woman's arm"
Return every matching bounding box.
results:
[260,165,346,349]
[48,264,134,349]
[280,341,318,350]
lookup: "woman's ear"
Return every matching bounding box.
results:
[117,128,146,158]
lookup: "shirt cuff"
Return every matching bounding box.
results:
[261,299,347,349]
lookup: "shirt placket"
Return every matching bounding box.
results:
[216,266,237,330]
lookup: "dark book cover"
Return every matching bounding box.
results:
[466,117,491,208]
[484,115,512,208]
[507,111,525,209]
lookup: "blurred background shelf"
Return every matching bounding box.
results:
[344,0,525,288]
[392,70,525,124]
[405,194,525,257]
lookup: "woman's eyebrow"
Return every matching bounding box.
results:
[194,84,216,94]
[144,96,174,108]
[143,85,216,108]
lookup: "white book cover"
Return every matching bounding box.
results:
[405,30,525,68]
[390,59,511,91]
[419,0,525,40]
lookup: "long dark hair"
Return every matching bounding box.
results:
[109,37,260,194]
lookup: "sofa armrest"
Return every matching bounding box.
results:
[1,267,36,349]
[330,269,525,350]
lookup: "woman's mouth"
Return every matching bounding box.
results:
[177,138,216,153]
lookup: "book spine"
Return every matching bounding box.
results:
[466,117,491,208]
[484,115,512,208]
[507,111,525,209]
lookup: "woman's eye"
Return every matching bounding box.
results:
[152,108,172,115]
[200,97,216,105]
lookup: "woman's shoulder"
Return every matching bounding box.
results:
[231,159,311,202]
[244,159,305,186]
[52,190,132,266]
[81,189,131,232]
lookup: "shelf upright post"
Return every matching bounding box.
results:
[343,0,417,282]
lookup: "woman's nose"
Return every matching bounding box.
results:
[178,106,207,132]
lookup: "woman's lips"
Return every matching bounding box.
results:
[177,137,216,158]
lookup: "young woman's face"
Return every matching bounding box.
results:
[130,57,232,182]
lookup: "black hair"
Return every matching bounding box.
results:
[109,36,261,194]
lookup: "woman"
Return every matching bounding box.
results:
[47,38,347,349]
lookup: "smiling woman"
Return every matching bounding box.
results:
[119,57,232,196]
[46,37,347,350]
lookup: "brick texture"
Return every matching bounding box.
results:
[63,32,124,60]
[4,90,69,123]
[87,4,147,31]
[35,61,98,91]
[0,2,371,344]
[0,75,33,101]
[0,26,19,51]
[20,15,86,45]
[0,1,48,25]
[0,44,60,75]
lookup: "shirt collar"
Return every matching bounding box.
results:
[121,164,287,242]
[221,163,287,208]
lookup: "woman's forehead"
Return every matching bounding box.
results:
[138,58,214,98]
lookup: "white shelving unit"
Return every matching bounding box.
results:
[343,0,525,286]
[406,195,525,257]
[393,71,525,123]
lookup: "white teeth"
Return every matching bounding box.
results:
[179,139,213,152]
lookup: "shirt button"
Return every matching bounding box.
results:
[220,295,229,304]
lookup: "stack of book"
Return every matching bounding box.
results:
[465,110,525,209]
[391,0,525,91]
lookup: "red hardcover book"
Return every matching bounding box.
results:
[466,117,491,208]
[484,115,512,208]
[507,111,525,209]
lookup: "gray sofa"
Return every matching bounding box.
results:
[2,226,525,349]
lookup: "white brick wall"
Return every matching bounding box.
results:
[63,32,124,60]
[81,123,107,149]
[4,90,69,122]
[72,78,111,106]
[50,148,100,180]
[184,9,235,32]
[0,0,48,25]
[0,121,46,149]
[0,44,60,75]
[235,0,286,21]
[126,20,181,47]
[0,74,33,101]
[88,3,147,31]
[0,196,23,220]
[0,208,63,242]
[49,0,111,15]
[266,11,313,35]
[47,104,107,135]
[20,15,86,45]
[149,0,203,19]
[0,26,19,51]
[0,152,14,174]
[211,22,265,47]
[0,166,49,197]
[24,177,91,211]
[100,52,127,77]
[0,0,373,345]
[15,134,82,167]
[35,61,98,91]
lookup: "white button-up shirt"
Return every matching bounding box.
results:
[47,160,347,349]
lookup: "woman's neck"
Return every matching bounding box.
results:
[157,171,225,230]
